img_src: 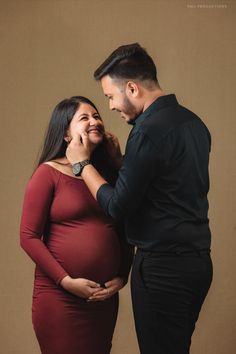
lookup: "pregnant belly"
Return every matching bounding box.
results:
[47,223,121,284]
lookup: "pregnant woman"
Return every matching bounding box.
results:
[20,96,133,354]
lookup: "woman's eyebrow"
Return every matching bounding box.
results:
[78,113,89,117]
[78,112,99,118]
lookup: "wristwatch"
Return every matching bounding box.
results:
[72,159,91,176]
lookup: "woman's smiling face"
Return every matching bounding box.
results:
[65,102,105,146]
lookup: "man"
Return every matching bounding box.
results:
[67,43,213,354]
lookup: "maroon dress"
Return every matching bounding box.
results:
[20,164,132,354]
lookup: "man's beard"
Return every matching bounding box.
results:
[122,95,141,123]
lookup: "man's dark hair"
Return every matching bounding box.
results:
[94,43,159,85]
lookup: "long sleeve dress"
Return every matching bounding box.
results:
[20,163,133,354]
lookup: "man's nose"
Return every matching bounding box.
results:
[109,101,115,111]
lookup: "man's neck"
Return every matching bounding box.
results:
[143,89,165,112]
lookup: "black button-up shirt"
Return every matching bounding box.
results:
[97,94,211,251]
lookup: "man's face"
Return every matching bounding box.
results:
[101,75,141,123]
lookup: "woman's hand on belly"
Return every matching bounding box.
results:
[60,275,102,299]
[87,277,125,302]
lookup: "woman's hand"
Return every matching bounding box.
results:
[104,132,123,169]
[87,276,125,302]
[60,275,102,299]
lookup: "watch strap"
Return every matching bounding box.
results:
[72,159,91,176]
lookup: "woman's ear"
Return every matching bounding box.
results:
[64,131,72,143]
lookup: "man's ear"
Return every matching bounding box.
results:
[126,81,139,98]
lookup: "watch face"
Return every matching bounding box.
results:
[72,163,82,176]
[72,160,91,176]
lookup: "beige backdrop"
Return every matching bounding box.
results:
[0,0,235,353]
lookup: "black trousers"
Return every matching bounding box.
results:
[131,249,213,354]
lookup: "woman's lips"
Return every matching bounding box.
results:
[87,127,103,134]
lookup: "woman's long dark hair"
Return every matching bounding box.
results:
[37,96,117,184]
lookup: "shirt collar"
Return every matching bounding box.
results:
[129,94,178,126]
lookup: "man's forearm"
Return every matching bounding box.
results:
[81,164,108,199]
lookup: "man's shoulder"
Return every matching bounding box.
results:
[135,103,209,146]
